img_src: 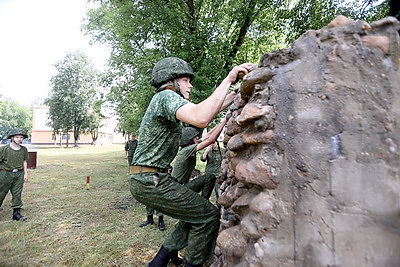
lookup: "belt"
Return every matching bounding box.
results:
[0,169,23,173]
[130,165,163,174]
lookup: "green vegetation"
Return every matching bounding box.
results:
[83,0,388,134]
[45,51,104,147]
[0,97,32,140]
[0,145,188,266]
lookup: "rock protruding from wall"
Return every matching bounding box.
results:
[215,16,400,267]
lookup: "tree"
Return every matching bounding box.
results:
[84,0,287,133]
[84,99,105,144]
[83,0,388,134]
[0,97,32,141]
[45,51,101,147]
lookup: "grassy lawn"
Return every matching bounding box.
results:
[0,144,184,266]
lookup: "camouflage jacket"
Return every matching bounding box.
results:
[132,90,188,169]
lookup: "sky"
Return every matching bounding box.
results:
[0,0,110,107]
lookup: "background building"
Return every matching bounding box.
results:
[31,106,125,145]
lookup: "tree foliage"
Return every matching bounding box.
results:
[0,97,32,141]
[83,0,388,134]
[45,51,102,146]
[84,99,106,144]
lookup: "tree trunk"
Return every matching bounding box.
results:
[223,0,257,71]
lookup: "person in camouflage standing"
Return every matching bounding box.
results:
[171,121,226,200]
[200,141,225,203]
[0,129,29,221]
[129,56,253,267]
[124,134,138,166]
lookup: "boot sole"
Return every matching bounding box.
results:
[12,217,27,221]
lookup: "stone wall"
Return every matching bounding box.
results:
[215,16,400,267]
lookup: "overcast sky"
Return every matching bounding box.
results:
[0,0,110,107]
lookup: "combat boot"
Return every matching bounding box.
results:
[147,245,171,267]
[12,208,27,221]
[158,215,165,231]
[139,215,154,227]
[170,250,184,265]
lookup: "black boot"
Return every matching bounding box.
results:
[139,215,154,227]
[158,216,165,231]
[147,245,172,267]
[12,208,27,221]
[170,250,184,265]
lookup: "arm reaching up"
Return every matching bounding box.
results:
[196,118,226,151]
[176,63,254,128]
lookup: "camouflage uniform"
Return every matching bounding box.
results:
[201,146,225,201]
[124,139,138,166]
[125,138,164,219]
[171,144,197,184]
[0,144,28,209]
[130,89,220,265]
[171,144,216,200]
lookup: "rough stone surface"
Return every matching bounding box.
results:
[215,16,400,267]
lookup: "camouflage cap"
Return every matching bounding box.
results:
[151,57,195,89]
[180,127,199,147]
[7,129,28,139]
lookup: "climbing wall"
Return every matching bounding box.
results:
[216,16,400,267]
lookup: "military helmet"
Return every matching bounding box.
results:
[180,127,199,147]
[7,129,28,139]
[150,57,195,89]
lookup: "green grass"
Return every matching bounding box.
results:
[0,145,180,266]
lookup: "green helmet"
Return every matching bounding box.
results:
[7,129,28,139]
[180,127,199,147]
[151,57,195,89]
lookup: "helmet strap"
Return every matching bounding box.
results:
[173,79,183,97]
[156,80,183,97]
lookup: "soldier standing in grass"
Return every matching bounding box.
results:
[0,129,29,221]
[129,56,253,267]
[124,134,138,166]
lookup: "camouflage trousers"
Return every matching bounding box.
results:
[0,170,24,209]
[129,172,220,265]
[184,172,216,200]
[127,156,133,166]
